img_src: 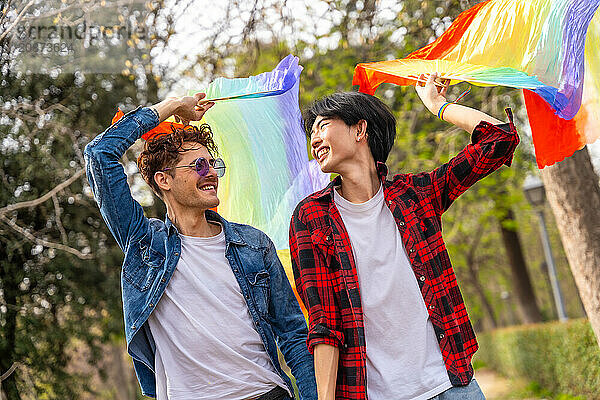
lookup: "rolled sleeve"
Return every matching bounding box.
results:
[289,208,345,354]
[307,324,345,353]
[470,108,520,167]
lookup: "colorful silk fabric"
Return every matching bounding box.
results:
[186,55,330,249]
[353,0,600,167]
[525,11,600,167]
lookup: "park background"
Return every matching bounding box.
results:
[1,0,600,399]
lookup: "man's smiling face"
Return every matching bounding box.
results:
[310,116,357,174]
[160,142,220,210]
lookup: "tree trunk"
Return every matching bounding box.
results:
[466,272,498,330]
[0,267,21,400]
[497,209,543,323]
[541,147,600,347]
[0,238,21,400]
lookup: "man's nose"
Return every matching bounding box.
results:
[204,165,218,178]
[310,132,322,149]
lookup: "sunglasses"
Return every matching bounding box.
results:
[162,157,226,178]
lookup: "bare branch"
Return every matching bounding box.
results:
[0,362,19,382]
[10,101,72,116]
[0,0,34,43]
[52,194,68,244]
[0,214,92,259]
[19,0,94,21]
[68,130,86,166]
[0,0,13,27]
[0,169,85,216]
[20,0,146,22]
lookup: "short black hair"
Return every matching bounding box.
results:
[304,92,397,163]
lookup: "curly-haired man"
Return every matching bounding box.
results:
[85,94,316,400]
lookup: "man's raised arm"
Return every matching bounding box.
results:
[84,93,213,250]
[413,73,519,215]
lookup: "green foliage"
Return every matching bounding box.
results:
[475,319,600,398]
[0,70,158,398]
[523,381,586,400]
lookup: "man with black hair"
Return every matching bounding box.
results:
[289,74,519,400]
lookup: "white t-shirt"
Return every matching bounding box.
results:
[334,185,452,400]
[147,226,288,400]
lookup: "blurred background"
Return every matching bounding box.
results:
[1,0,599,399]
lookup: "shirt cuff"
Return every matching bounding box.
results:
[471,108,517,144]
[307,324,345,353]
[143,106,160,125]
[307,336,344,354]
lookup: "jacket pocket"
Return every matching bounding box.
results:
[310,226,336,263]
[247,269,270,317]
[123,237,164,291]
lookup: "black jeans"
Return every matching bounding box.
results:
[256,386,292,400]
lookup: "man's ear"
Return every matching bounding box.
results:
[356,119,368,142]
[154,171,171,193]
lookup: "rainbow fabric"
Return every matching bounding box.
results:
[524,11,600,167]
[182,55,330,249]
[353,0,600,167]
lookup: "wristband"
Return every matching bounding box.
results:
[437,87,471,121]
[437,102,451,121]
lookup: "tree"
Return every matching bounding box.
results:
[0,1,177,398]
[541,148,600,346]
[0,71,131,400]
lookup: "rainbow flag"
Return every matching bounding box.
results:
[353,0,600,167]
[187,55,330,249]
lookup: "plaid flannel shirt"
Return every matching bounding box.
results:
[289,109,519,400]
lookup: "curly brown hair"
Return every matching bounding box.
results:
[137,123,219,197]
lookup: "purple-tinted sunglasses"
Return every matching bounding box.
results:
[162,157,226,178]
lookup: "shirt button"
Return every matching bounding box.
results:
[399,221,405,226]
[161,278,166,283]
[410,248,415,253]
[149,303,154,308]
[174,252,179,256]
[132,325,136,330]
[388,200,393,205]
[429,305,435,310]
[343,344,348,349]
[419,276,426,281]
[326,236,331,241]
[439,333,445,339]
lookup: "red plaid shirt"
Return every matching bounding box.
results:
[289,110,519,400]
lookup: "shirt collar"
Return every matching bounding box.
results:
[164,210,246,245]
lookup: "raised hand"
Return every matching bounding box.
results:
[414,72,502,133]
[173,93,215,125]
[414,72,450,115]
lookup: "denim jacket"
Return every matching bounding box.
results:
[84,106,317,399]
